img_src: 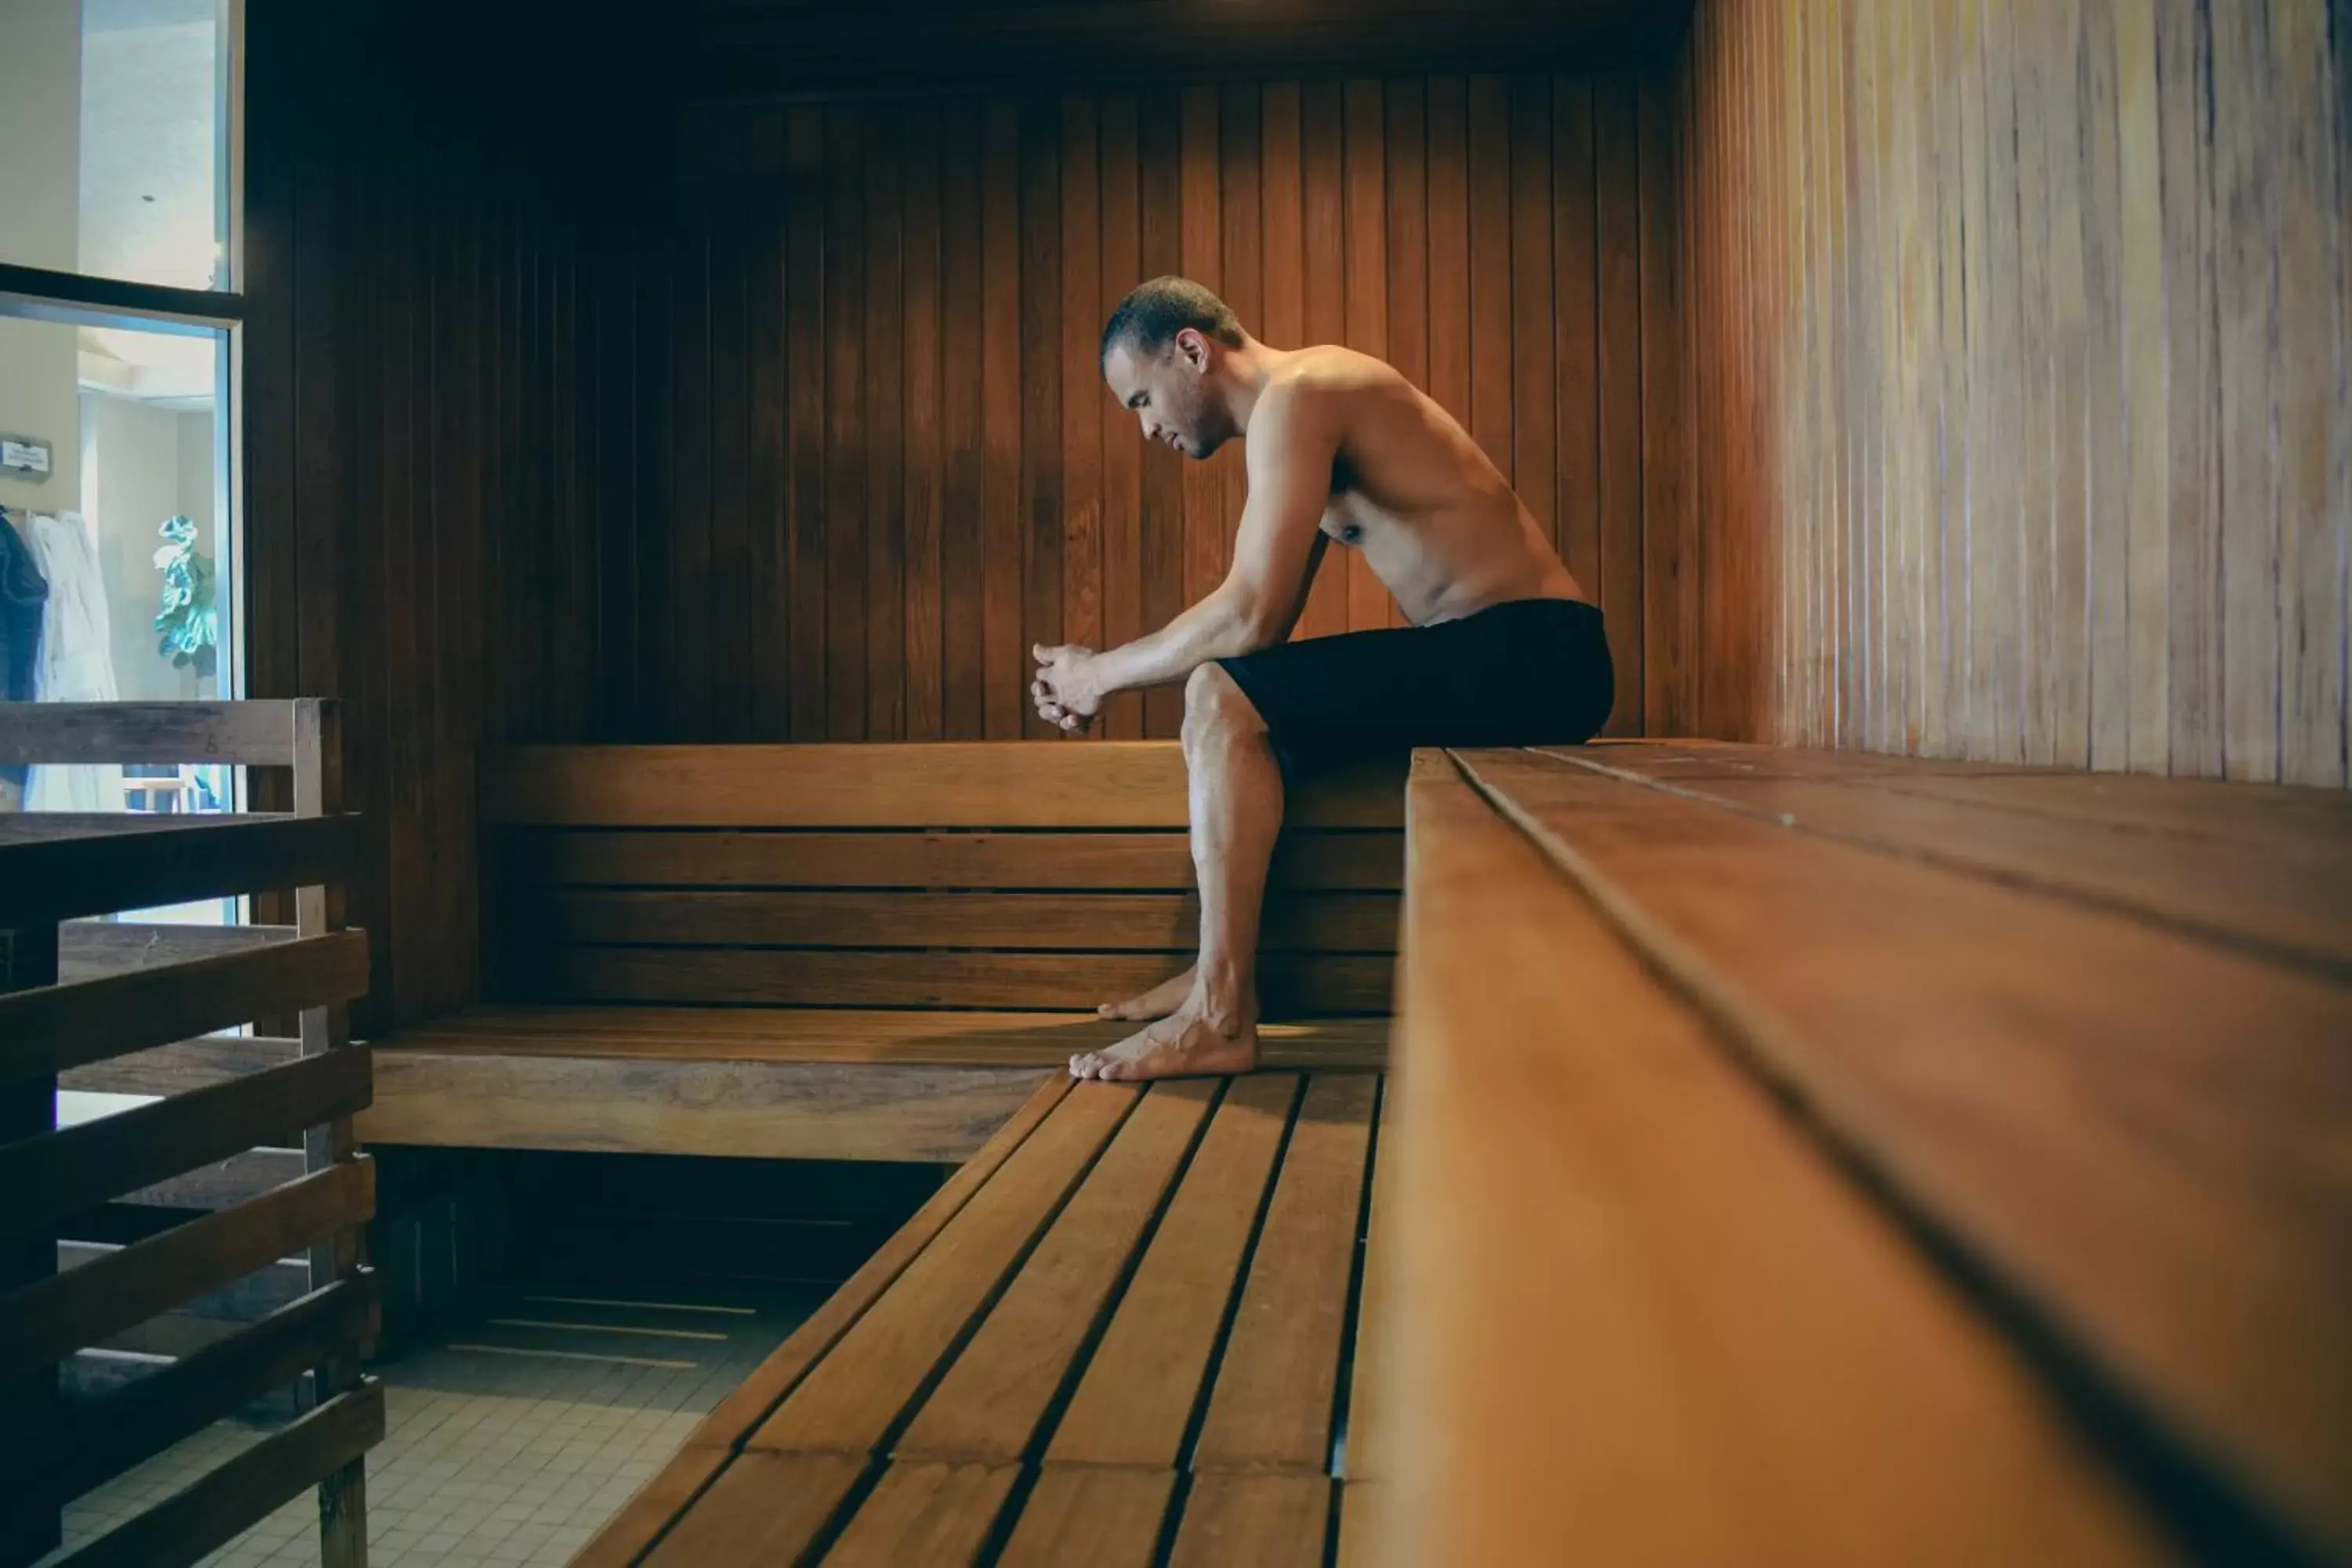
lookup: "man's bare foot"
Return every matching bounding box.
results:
[1096,964,1197,1022]
[1069,1006,1258,1082]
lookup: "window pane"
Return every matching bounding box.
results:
[0,0,230,291]
[2,313,233,841]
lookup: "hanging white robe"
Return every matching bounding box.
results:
[24,511,127,813]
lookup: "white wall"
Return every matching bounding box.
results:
[177,408,215,537]
[82,391,212,700]
[0,0,85,515]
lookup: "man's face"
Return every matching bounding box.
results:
[1103,331,1234,459]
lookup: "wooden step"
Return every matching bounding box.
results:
[1454,746,2352,1558]
[1372,752,2161,1566]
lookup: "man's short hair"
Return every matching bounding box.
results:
[1099,275,1244,367]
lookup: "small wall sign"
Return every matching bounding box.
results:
[0,436,53,481]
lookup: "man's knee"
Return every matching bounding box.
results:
[1182,663,1265,750]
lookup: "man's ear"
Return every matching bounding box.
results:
[1175,327,1211,374]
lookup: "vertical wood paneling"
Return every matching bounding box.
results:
[1508,80,1556,596]
[982,96,1024,739]
[2274,0,2347,787]
[1098,91,1146,739]
[2114,0,2168,772]
[1061,92,1105,694]
[1261,82,1305,358]
[1298,80,1349,640]
[1680,0,2350,783]
[1467,76,1515,484]
[746,166,789,741]
[1426,78,1472,436]
[1344,79,1392,632]
[786,106,829,743]
[708,189,751,741]
[635,172,674,747]
[2161,0,2224,775]
[1639,70,1691,739]
[940,97,987,740]
[2022,0,2076,767]
[247,26,1729,1079]
[1179,85,1227,642]
[1855,0,1889,753]
[1595,78,1646,737]
[822,105,870,740]
[1931,0,1967,754]
[1138,85,1188,739]
[1980,0,2027,761]
[1220,82,1264,616]
[2214,1,2281,781]
[245,3,622,1025]
[586,74,1680,748]
[864,108,907,742]
[2066,0,2117,772]
[1553,79,1602,601]
[383,115,426,1011]
[1385,81,1430,630]
[1019,96,1065,739]
[902,103,945,742]
[670,199,713,742]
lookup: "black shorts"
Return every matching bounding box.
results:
[1214,597,1615,782]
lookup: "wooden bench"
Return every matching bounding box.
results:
[562,738,2351,1565]
[360,742,1401,1162]
[1375,742,2352,1565]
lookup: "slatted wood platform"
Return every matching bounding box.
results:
[572,738,2349,1567]
[1390,742,2352,1565]
[577,1068,1385,1567]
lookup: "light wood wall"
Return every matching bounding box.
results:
[1677,0,2351,783]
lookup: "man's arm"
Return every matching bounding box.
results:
[1034,387,1336,725]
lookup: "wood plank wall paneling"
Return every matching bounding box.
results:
[241,12,1693,1022]
[644,75,1687,742]
[245,0,625,1028]
[1678,0,2352,784]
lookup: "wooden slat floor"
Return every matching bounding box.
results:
[576,1069,1385,1567]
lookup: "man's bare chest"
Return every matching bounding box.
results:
[1319,454,1389,549]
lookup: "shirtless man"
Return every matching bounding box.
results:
[1032,275,1613,1082]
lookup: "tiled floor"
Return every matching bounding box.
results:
[45,1281,825,1568]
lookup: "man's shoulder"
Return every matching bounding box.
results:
[1257,348,1403,437]
[1272,343,1404,399]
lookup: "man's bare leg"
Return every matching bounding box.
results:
[1072,665,1277,1080]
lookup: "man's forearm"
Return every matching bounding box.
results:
[1091,589,1275,695]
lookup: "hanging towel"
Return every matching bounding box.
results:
[0,507,50,797]
[25,511,126,813]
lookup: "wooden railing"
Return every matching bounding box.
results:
[0,701,378,1568]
